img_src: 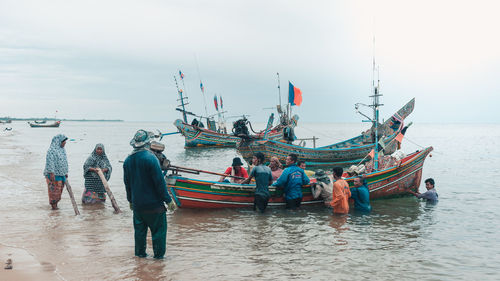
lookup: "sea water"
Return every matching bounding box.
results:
[0,121,499,280]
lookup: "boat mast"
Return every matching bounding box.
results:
[277,72,282,108]
[370,35,383,171]
[175,75,188,123]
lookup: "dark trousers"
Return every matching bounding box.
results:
[285,197,302,209]
[253,194,269,213]
[133,210,167,259]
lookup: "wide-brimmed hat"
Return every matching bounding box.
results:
[130,129,151,148]
[232,157,244,166]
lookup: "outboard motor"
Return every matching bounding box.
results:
[232,118,250,137]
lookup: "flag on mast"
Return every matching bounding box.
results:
[179,70,184,80]
[213,95,219,111]
[220,96,223,109]
[288,82,303,106]
[200,81,204,93]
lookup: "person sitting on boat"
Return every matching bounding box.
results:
[191,118,199,126]
[408,178,438,202]
[350,176,372,212]
[219,157,248,184]
[298,160,315,178]
[311,170,333,207]
[44,134,69,210]
[272,153,310,209]
[268,157,283,181]
[330,167,351,214]
[241,152,273,213]
[82,143,112,204]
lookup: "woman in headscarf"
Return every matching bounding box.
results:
[44,134,69,210]
[82,143,112,204]
[268,156,283,181]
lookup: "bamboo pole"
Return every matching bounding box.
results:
[96,168,121,213]
[167,164,245,180]
[64,180,80,216]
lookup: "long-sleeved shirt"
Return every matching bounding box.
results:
[417,188,438,201]
[350,184,372,212]
[330,179,351,214]
[123,150,172,212]
[272,164,310,200]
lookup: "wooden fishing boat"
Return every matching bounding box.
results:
[28,121,61,128]
[166,147,433,208]
[174,118,285,148]
[237,98,415,168]
[172,73,291,148]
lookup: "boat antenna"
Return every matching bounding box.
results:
[370,32,383,171]
[194,53,209,117]
[174,75,188,123]
[277,72,282,107]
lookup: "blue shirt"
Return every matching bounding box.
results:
[123,150,172,211]
[272,164,310,200]
[350,184,372,212]
[417,188,438,202]
[250,165,273,198]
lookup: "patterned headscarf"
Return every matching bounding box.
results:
[83,143,112,180]
[44,134,68,177]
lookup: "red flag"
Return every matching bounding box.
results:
[214,95,218,111]
[288,82,303,106]
[368,149,375,159]
[395,132,404,143]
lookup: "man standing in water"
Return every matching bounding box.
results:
[409,178,438,202]
[123,129,176,259]
[350,176,372,212]
[330,167,351,214]
[272,153,310,209]
[242,152,273,213]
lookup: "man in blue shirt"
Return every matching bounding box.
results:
[242,152,273,213]
[409,178,438,202]
[272,153,310,209]
[350,176,372,212]
[124,130,175,259]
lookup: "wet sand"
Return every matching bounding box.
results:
[0,244,61,280]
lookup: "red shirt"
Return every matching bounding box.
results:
[224,166,248,179]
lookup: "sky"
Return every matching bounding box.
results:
[1,0,499,123]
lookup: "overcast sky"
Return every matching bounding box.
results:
[1,0,499,123]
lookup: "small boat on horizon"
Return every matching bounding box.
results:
[28,120,61,128]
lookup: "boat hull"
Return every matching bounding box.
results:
[237,99,415,168]
[28,121,61,128]
[174,119,284,148]
[167,146,433,208]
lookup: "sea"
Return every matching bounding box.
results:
[0,121,499,280]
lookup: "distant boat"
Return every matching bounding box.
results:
[0,119,12,124]
[28,121,61,128]
[172,74,291,148]
[34,120,47,124]
[165,147,433,208]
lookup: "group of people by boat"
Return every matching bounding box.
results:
[216,152,377,214]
